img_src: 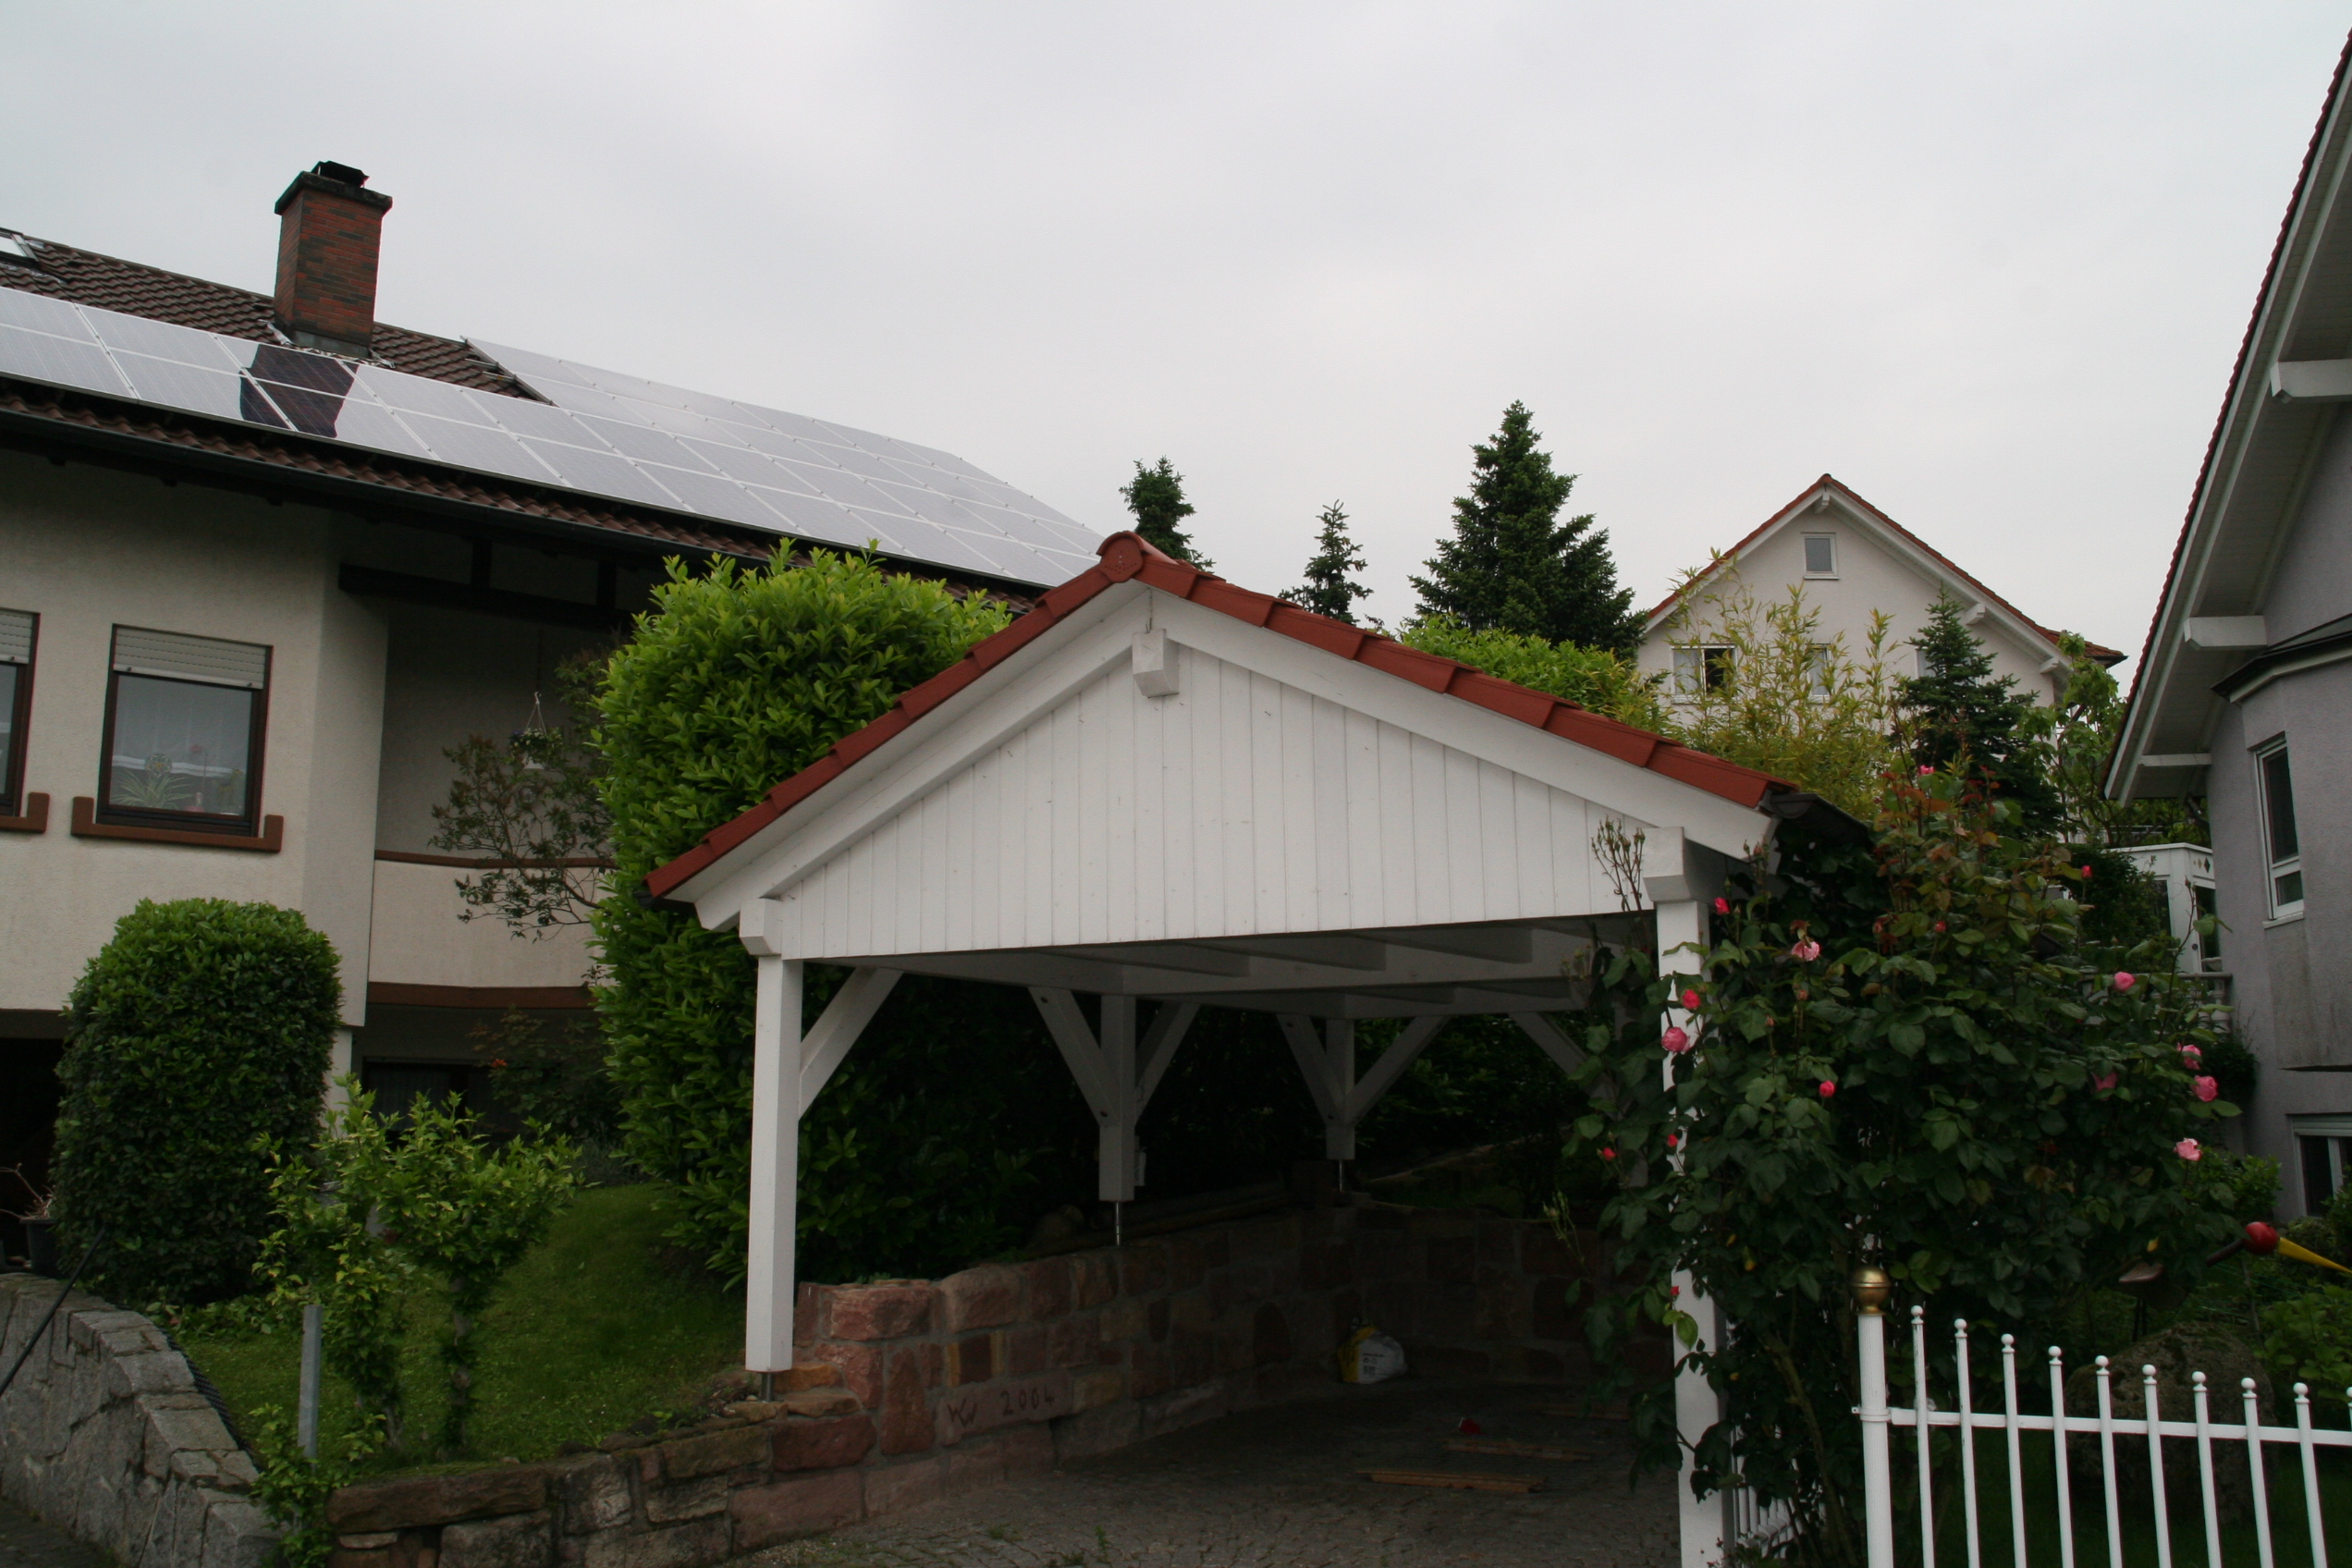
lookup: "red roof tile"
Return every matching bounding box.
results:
[647,534,1795,900]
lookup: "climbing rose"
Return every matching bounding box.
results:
[1600,1146,1617,1161]
[1933,921,1947,934]
[2081,864,2094,880]
[1666,1133,1681,1150]
[1917,764,1934,776]
[2093,1072,2119,1093]
[1819,1081,1836,1098]
[1713,897,1732,915]
[1792,938,1822,962]
[2194,1075,2219,1103]
[1661,1026,1692,1054]
[2176,1138,2202,1161]
[2179,1043,2202,1065]
[1682,988,1702,1011]
[2113,972,2137,991]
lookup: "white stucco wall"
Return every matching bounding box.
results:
[1636,506,2067,704]
[0,452,386,1024]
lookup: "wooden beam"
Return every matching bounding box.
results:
[799,967,903,1106]
[1360,925,1533,963]
[1198,935,1390,970]
[1342,1015,1448,1124]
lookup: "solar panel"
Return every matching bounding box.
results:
[0,285,1101,587]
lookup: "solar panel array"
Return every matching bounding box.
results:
[0,285,1101,587]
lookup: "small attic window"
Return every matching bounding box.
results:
[1803,533,1837,577]
[0,233,40,269]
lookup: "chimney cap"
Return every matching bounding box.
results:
[275,161,392,216]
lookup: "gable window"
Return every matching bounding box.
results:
[0,608,34,815]
[99,626,269,834]
[1673,644,1733,695]
[1803,533,1837,577]
[2256,738,2302,919]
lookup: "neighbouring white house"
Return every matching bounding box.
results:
[0,162,1098,1228]
[1635,473,2122,702]
[2110,37,2352,1218]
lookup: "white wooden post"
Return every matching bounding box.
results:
[1656,894,1726,1568]
[1280,1014,1446,1161]
[1034,991,1198,1203]
[1856,1285,1894,1568]
[746,952,803,1374]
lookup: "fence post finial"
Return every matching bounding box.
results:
[1851,1265,1891,1315]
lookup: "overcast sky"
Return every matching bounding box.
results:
[14,5,2350,662]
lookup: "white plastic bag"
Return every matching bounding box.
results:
[1340,1325,1408,1383]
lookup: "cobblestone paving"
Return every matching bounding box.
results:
[0,1500,111,1568]
[750,1381,1676,1568]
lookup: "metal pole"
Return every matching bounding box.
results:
[1854,1268,1895,1568]
[298,1303,324,1460]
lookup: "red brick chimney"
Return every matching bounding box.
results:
[272,161,391,357]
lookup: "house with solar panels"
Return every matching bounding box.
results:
[0,162,1102,1163]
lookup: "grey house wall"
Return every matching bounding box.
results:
[2209,412,2352,1216]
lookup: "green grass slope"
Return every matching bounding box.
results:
[181,1184,743,1470]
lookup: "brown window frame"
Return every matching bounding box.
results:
[95,630,271,838]
[0,608,34,818]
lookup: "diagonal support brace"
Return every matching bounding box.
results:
[1031,989,1198,1201]
[1279,1014,1446,1160]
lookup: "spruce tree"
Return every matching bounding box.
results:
[1900,594,2060,832]
[1289,501,1373,623]
[1121,457,1211,569]
[1410,401,1640,653]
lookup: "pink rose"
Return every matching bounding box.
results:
[1600,1146,1617,1162]
[2178,1043,2202,1065]
[1819,1081,1836,1099]
[2081,864,2094,880]
[1713,897,1732,915]
[2093,1072,2118,1092]
[2176,1138,2202,1162]
[2113,972,2136,992]
[1793,939,1822,962]
[1666,1133,1681,1150]
[2194,1075,2219,1103]
[1917,764,1934,776]
[1662,1026,1693,1054]
[1682,988,1703,1011]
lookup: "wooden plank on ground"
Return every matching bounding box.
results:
[1444,1438,1595,1462]
[1358,1469,1545,1493]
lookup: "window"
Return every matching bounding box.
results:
[1803,533,1837,577]
[1807,643,1833,700]
[99,626,269,834]
[2257,739,2303,918]
[0,608,34,815]
[2304,1136,2347,1214]
[1673,644,1733,695]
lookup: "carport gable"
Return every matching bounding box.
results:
[656,533,1785,1000]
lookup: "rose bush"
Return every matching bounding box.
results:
[1559,769,2239,1565]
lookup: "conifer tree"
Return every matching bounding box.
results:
[1289,501,1373,623]
[1121,457,1211,569]
[1899,594,2060,832]
[1410,402,1640,653]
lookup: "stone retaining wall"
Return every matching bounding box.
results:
[318,1198,1630,1568]
[0,1275,277,1568]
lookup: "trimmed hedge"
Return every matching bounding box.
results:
[54,898,341,1304]
[593,548,1015,1278]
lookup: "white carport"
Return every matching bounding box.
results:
[649,533,1792,1554]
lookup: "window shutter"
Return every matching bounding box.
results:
[111,626,270,689]
[0,609,31,666]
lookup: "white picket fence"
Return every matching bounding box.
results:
[1855,1304,2352,1568]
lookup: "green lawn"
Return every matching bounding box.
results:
[180,1184,745,1472]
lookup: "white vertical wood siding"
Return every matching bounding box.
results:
[766,645,1639,961]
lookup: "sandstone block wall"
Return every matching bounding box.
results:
[0,1275,278,1568]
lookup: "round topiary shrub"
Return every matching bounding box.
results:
[54,898,341,1304]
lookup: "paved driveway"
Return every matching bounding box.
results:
[753,1380,1678,1568]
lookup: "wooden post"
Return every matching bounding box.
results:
[1656,895,1727,1568]
[746,953,803,1374]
